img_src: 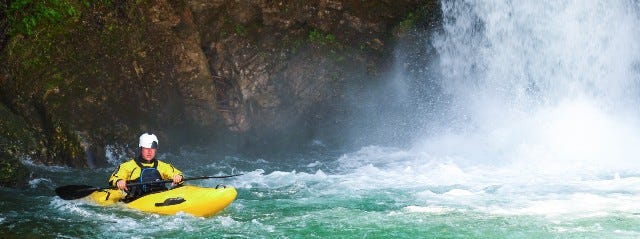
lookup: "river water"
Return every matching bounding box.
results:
[4,0,640,238]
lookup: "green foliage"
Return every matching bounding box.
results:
[307,28,346,61]
[44,72,65,91]
[79,0,113,7]
[397,12,417,32]
[290,39,303,54]
[308,28,336,46]
[0,159,29,187]
[234,24,247,36]
[5,0,79,36]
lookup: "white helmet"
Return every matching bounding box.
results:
[139,133,158,149]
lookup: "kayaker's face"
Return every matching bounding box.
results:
[141,147,156,161]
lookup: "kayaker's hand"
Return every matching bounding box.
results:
[172,174,183,185]
[116,179,128,191]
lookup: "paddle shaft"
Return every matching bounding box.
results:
[55,174,243,200]
[118,174,245,188]
[144,174,245,185]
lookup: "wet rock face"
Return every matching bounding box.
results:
[0,153,30,188]
[0,104,31,187]
[192,0,432,133]
[0,0,439,174]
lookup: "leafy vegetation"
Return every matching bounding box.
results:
[397,12,417,33]
[0,158,30,187]
[308,28,336,46]
[234,24,248,36]
[4,0,79,36]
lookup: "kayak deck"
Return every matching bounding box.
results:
[88,185,237,217]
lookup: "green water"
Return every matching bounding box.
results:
[2,146,640,238]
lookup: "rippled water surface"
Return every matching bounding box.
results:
[2,146,640,238]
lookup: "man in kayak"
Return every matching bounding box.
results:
[109,133,184,201]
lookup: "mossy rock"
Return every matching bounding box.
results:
[0,152,30,188]
[0,104,33,187]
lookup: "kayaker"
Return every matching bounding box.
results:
[109,133,184,201]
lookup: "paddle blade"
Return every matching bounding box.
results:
[55,185,100,200]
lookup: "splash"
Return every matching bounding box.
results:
[421,0,640,174]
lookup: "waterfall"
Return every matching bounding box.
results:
[420,0,640,173]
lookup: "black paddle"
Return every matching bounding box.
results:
[55,174,244,200]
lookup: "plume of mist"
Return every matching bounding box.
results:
[346,0,640,175]
[413,0,640,174]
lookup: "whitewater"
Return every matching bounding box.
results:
[3,0,640,238]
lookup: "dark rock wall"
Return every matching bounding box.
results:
[0,0,440,187]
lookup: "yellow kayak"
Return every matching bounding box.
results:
[88,185,237,217]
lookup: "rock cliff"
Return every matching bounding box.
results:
[0,0,440,187]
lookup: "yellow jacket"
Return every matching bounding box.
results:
[109,158,183,186]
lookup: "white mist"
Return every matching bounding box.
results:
[418,0,640,175]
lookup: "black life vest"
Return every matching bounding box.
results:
[123,159,167,202]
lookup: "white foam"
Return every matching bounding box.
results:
[443,189,475,196]
[251,218,275,233]
[404,205,453,214]
[583,175,640,193]
[312,142,640,220]
[482,192,640,218]
[306,161,322,168]
[49,197,107,219]
[21,158,71,172]
[232,168,332,191]
[28,177,53,189]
